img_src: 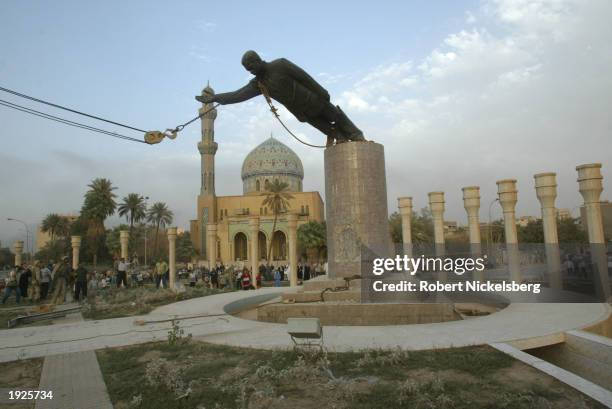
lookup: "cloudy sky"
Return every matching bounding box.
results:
[1,0,611,251]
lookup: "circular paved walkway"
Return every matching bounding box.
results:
[0,286,609,363]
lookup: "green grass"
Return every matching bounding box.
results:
[97,340,605,409]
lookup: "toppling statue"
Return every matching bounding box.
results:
[196,50,365,146]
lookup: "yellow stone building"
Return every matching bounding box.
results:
[190,85,324,266]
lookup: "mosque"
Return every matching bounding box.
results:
[189,85,324,266]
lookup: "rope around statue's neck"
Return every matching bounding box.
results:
[257,82,327,149]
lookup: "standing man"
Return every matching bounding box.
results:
[50,256,72,305]
[117,258,128,288]
[160,258,169,288]
[74,262,89,302]
[18,264,30,301]
[40,263,52,300]
[29,260,42,303]
[1,269,20,304]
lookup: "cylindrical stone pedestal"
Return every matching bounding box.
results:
[576,163,610,300]
[428,192,446,256]
[496,179,521,283]
[428,192,446,280]
[120,230,129,260]
[71,236,82,270]
[462,186,483,281]
[167,227,177,291]
[207,224,217,270]
[249,217,259,288]
[324,142,391,278]
[398,197,413,258]
[14,241,23,267]
[287,213,298,287]
[534,173,562,289]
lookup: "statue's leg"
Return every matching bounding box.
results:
[305,116,338,147]
[318,103,361,142]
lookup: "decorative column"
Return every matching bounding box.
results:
[397,197,413,258]
[428,192,446,281]
[207,223,217,270]
[462,186,483,281]
[167,227,177,291]
[71,236,81,270]
[576,163,610,300]
[287,213,298,287]
[249,217,260,289]
[496,179,521,282]
[120,230,129,260]
[428,192,446,256]
[534,173,562,289]
[13,241,23,266]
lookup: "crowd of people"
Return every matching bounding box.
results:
[1,255,328,305]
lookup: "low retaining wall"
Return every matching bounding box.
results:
[257,302,461,325]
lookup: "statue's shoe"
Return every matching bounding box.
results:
[348,131,366,142]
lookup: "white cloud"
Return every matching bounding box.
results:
[329,0,612,224]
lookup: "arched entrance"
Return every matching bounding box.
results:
[271,230,287,261]
[234,232,248,261]
[258,231,267,261]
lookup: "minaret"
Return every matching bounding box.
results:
[198,83,218,196]
[196,83,218,258]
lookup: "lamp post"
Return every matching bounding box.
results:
[144,196,149,267]
[7,218,31,261]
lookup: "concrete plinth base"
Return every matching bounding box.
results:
[324,141,391,278]
[257,303,461,326]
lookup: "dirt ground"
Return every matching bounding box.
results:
[0,358,43,409]
[97,340,606,409]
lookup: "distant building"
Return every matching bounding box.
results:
[516,216,538,228]
[556,208,572,220]
[189,85,324,266]
[580,200,612,241]
[443,221,458,234]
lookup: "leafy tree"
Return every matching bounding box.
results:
[176,232,196,262]
[146,202,174,258]
[389,212,403,244]
[389,208,435,245]
[262,180,293,265]
[412,207,435,244]
[105,224,130,257]
[80,178,117,266]
[297,221,326,262]
[41,213,62,243]
[35,240,70,263]
[118,193,147,233]
[518,219,544,243]
[558,217,587,243]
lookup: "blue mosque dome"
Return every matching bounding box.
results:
[241,137,304,194]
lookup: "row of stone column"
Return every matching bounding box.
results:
[397,163,608,287]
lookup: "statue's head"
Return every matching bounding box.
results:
[241,50,264,75]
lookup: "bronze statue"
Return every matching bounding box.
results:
[196,50,365,146]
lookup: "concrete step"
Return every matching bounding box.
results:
[302,278,361,292]
[282,290,361,303]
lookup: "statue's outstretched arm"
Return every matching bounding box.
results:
[282,58,330,102]
[214,79,261,104]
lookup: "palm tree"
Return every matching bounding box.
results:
[118,193,146,233]
[80,178,117,266]
[41,213,62,243]
[146,202,174,258]
[297,221,326,262]
[262,180,293,264]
